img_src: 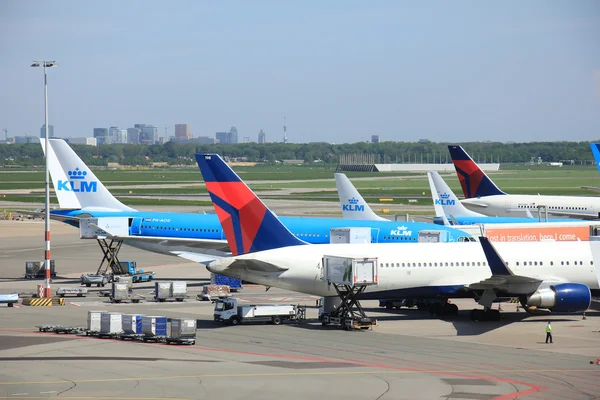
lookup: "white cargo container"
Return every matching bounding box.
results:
[87,310,106,332]
[167,318,196,339]
[170,281,187,301]
[154,282,171,301]
[322,256,378,286]
[111,282,129,301]
[213,298,305,325]
[329,228,372,244]
[100,312,123,334]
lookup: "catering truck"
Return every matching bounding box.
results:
[213,298,306,325]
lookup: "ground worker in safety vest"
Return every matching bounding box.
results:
[545,321,553,344]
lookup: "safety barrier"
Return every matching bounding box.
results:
[508,298,520,304]
[22,297,65,306]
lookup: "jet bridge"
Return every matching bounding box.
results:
[79,217,131,275]
[319,255,378,330]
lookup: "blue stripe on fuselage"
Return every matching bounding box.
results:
[51,209,471,244]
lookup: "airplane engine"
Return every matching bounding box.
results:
[526,283,591,313]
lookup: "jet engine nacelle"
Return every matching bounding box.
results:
[526,283,591,313]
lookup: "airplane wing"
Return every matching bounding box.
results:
[207,257,289,275]
[170,251,226,264]
[460,200,488,208]
[88,223,229,251]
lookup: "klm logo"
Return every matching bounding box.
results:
[57,167,97,193]
[342,197,364,212]
[390,225,412,236]
[434,192,455,206]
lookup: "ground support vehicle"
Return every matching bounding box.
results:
[109,282,144,304]
[81,274,109,287]
[25,260,56,279]
[0,293,19,307]
[319,256,378,330]
[213,298,306,325]
[57,287,88,298]
[198,285,231,301]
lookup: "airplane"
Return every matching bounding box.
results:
[334,173,389,221]
[449,145,600,220]
[39,139,474,263]
[580,142,600,193]
[427,171,574,226]
[194,153,600,321]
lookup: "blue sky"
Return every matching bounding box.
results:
[1,1,599,143]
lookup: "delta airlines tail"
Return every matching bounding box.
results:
[195,153,306,255]
[334,173,388,221]
[42,138,135,212]
[448,145,505,198]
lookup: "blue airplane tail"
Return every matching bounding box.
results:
[590,143,600,172]
[448,145,506,198]
[194,154,306,256]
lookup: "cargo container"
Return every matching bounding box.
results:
[110,282,143,303]
[198,285,231,301]
[166,318,196,344]
[213,298,305,325]
[211,274,242,291]
[0,293,19,307]
[170,281,187,301]
[100,312,122,334]
[142,316,168,339]
[122,314,145,334]
[154,282,171,301]
[322,256,378,286]
[329,228,372,244]
[87,310,106,332]
[25,260,56,279]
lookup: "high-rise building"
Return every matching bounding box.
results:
[371,134,380,143]
[215,132,228,144]
[40,124,54,138]
[127,128,140,144]
[175,124,192,140]
[108,126,120,144]
[137,125,158,145]
[258,129,266,144]
[229,126,238,144]
[93,128,108,144]
[117,129,128,144]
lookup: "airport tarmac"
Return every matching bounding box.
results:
[1,220,600,400]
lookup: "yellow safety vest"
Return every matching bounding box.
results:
[546,325,552,333]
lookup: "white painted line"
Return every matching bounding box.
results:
[11,393,28,396]
[40,391,57,394]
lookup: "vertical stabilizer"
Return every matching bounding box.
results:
[590,143,600,173]
[195,153,306,255]
[334,173,388,221]
[41,138,81,209]
[448,145,505,198]
[44,139,135,211]
[428,171,483,218]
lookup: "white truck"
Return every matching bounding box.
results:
[213,298,306,326]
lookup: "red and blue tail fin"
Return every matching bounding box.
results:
[448,145,505,198]
[195,153,306,255]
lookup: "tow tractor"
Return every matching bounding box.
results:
[213,298,306,325]
[319,256,378,330]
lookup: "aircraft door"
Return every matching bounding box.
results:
[129,217,143,235]
[371,228,379,243]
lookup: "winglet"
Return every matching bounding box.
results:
[195,153,306,256]
[479,236,513,276]
[334,173,388,221]
[590,143,600,173]
[448,145,506,198]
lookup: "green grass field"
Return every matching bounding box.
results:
[1,163,599,207]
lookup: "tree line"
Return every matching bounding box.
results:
[1,140,598,167]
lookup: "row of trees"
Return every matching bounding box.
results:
[0,140,597,167]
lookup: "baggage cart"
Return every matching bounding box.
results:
[142,316,167,342]
[25,260,56,279]
[56,287,88,298]
[81,274,108,287]
[198,285,231,301]
[165,318,196,345]
[0,293,19,307]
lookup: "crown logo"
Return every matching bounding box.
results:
[68,167,87,180]
[439,193,451,199]
[348,197,359,205]
[397,226,407,230]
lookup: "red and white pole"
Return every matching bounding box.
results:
[43,62,51,298]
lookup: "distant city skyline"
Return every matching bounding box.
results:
[1,1,599,143]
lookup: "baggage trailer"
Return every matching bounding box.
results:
[0,293,19,307]
[142,315,168,342]
[154,281,187,302]
[165,318,196,345]
[109,282,144,304]
[198,285,231,301]
[211,273,242,292]
[213,298,306,325]
[80,274,109,287]
[57,287,88,298]
[120,314,145,341]
[319,256,379,330]
[25,260,56,279]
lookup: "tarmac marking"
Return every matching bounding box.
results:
[2,397,187,400]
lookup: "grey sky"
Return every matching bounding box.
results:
[1,1,599,143]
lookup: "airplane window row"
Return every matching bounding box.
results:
[295,233,322,237]
[513,260,590,266]
[383,261,488,268]
[382,236,416,241]
[141,225,219,233]
[517,205,588,211]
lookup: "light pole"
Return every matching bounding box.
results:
[31,60,58,298]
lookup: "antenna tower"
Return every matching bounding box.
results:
[283,117,288,143]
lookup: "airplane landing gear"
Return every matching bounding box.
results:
[470,308,501,322]
[429,301,459,317]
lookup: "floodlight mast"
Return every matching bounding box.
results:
[31,60,58,298]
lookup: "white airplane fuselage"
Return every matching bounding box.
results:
[461,195,600,219]
[208,241,600,298]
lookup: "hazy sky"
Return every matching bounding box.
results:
[1,1,599,143]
